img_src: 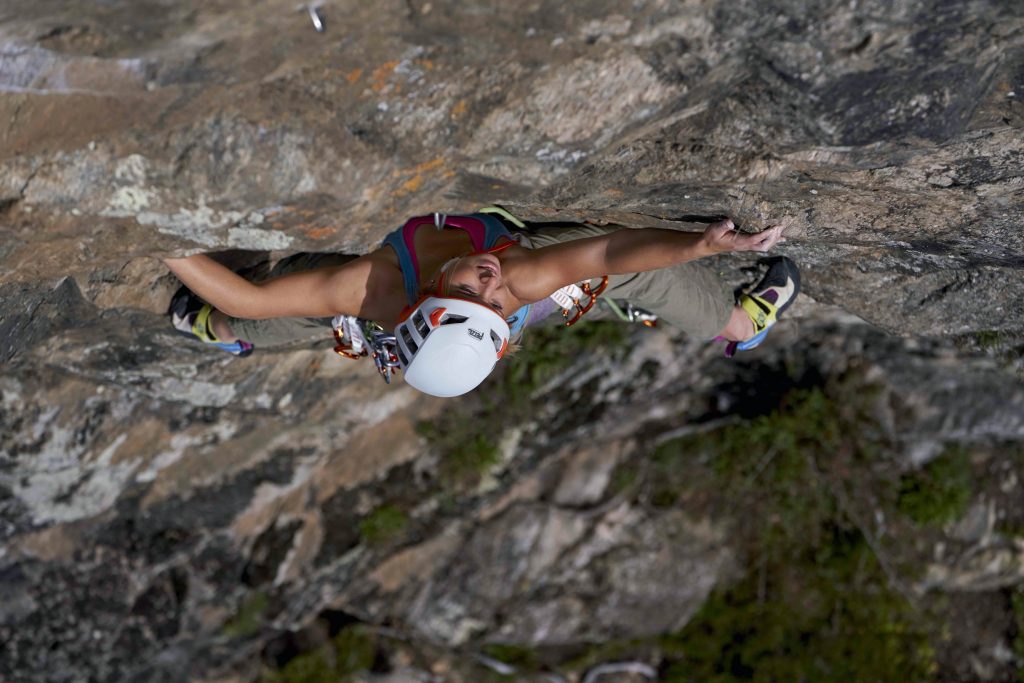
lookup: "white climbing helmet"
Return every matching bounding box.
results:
[395,296,510,398]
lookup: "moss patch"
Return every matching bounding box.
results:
[1012,587,1024,667]
[260,625,377,683]
[359,505,408,546]
[481,642,540,670]
[498,320,627,409]
[644,387,861,542]
[222,590,268,638]
[897,446,973,527]
[602,382,947,681]
[416,421,500,488]
[977,330,1005,349]
[417,322,628,489]
[660,530,935,682]
[408,336,982,680]
[334,625,378,674]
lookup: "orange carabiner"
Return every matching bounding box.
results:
[563,276,609,326]
[333,327,364,360]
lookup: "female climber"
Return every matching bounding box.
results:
[163,208,799,397]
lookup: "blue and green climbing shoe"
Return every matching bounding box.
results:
[725,256,800,357]
[169,286,254,357]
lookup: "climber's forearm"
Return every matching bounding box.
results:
[162,254,342,320]
[602,229,713,273]
[512,229,712,302]
[163,255,264,318]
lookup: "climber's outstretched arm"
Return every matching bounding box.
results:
[162,254,383,320]
[512,219,784,303]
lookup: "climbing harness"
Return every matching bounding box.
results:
[552,276,609,326]
[331,315,402,383]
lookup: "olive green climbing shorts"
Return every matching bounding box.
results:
[227,224,734,346]
[522,223,734,340]
[225,252,355,346]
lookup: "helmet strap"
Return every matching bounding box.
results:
[475,240,517,256]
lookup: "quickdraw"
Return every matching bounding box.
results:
[331,315,402,383]
[624,302,659,328]
[555,276,609,326]
[601,298,659,328]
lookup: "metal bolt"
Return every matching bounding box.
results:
[307,5,324,32]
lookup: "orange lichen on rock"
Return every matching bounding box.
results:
[399,175,423,194]
[391,157,446,197]
[305,226,334,239]
[371,60,399,92]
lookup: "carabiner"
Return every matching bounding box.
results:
[563,276,608,326]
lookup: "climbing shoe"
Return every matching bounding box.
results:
[724,256,800,357]
[168,285,253,357]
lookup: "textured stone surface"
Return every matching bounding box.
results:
[0,0,1021,338]
[1,1,1024,681]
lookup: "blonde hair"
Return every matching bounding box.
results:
[421,254,523,355]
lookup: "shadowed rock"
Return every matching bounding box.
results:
[1,1,1024,681]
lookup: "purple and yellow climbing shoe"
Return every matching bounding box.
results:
[169,286,254,357]
[723,256,800,357]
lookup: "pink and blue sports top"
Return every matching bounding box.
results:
[381,213,548,336]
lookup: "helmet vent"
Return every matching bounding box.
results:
[490,330,504,352]
[440,314,468,325]
[397,344,408,367]
[400,324,419,354]
[412,310,429,338]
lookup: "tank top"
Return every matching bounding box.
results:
[380,213,534,335]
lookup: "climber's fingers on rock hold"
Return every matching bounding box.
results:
[742,224,785,252]
[704,220,785,254]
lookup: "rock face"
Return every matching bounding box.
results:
[1,1,1023,682]
[2,0,1022,338]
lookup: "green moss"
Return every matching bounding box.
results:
[996,519,1024,538]
[1011,591,1024,683]
[481,642,540,669]
[359,505,408,545]
[274,649,335,683]
[608,465,638,495]
[334,625,378,674]
[222,590,268,638]
[416,421,500,488]
[416,379,952,681]
[660,530,936,682]
[649,388,850,546]
[500,321,627,408]
[632,385,941,681]
[897,446,973,526]
[974,330,1003,350]
[417,321,629,490]
[260,625,378,683]
[557,638,650,674]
